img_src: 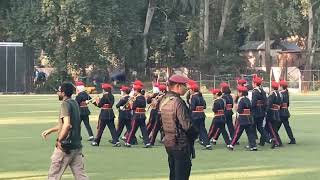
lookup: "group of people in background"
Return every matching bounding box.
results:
[74,75,296,151]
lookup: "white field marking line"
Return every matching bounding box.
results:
[0,110,58,114]
[0,136,33,140]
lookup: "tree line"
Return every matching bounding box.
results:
[0,0,319,81]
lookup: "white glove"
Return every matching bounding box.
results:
[85,100,90,104]
[120,106,125,110]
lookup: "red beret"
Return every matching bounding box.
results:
[159,84,167,91]
[133,84,143,91]
[75,81,85,86]
[237,79,247,85]
[237,85,248,92]
[190,84,199,91]
[253,77,263,84]
[220,82,229,88]
[210,88,221,95]
[120,85,129,91]
[271,81,279,89]
[169,74,189,84]
[101,83,112,90]
[279,79,288,87]
[133,80,144,87]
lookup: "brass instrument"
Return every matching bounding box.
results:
[122,94,138,109]
[147,92,165,112]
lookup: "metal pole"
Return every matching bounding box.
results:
[15,47,17,92]
[5,46,7,93]
[199,71,202,88]
[313,74,315,91]
[213,75,216,88]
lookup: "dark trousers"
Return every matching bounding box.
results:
[149,119,162,145]
[278,117,295,141]
[126,118,150,145]
[95,118,119,145]
[116,117,138,143]
[81,115,94,137]
[192,118,210,146]
[166,148,192,180]
[208,121,230,145]
[231,124,256,148]
[147,109,158,135]
[254,117,271,144]
[265,120,282,146]
[225,114,235,139]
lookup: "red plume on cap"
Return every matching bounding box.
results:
[279,79,288,87]
[220,82,229,88]
[169,74,189,84]
[237,85,248,92]
[271,81,279,89]
[159,84,167,91]
[237,79,247,85]
[75,81,85,86]
[101,83,112,90]
[253,76,263,85]
[120,85,129,91]
[210,88,221,95]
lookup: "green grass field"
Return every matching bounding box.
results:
[0,94,319,180]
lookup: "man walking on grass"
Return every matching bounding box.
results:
[42,82,89,180]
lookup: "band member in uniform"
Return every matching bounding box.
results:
[279,80,296,144]
[228,86,257,151]
[91,83,120,147]
[189,84,212,150]
[220,82,235,139]
[160,74,198,180]
[75,81,95,141]
[251,76,274,148]
[124,84,151,148]
[149,84,167,145]
[207,89,231,147]
[146,84,160,136]
[265,81,282,147]
[186,79,197,107]
[115,85,136,144]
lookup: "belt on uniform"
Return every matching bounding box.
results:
[281,103,288,109]
[215,110,224,116]
[257,100,264,107]
[102,104,112,110]
[193,106,204,112]
[80,101,88,108]
[239,109,251,116]
[226,104,233,110]
[135,108,146,113]
[271,104,280,110]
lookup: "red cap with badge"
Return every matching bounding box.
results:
[237,79,247,85]
[253,76,263,85]
[220,82,229,88]
[120,85,129,91]
[210,88,221,95]
[101,83,112,90]
[133,84,143,91]
[279,79,288,87]
[159,84,167,91]
[271,81,279,89]
[237,85,248,92]
[190,84,199,91]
